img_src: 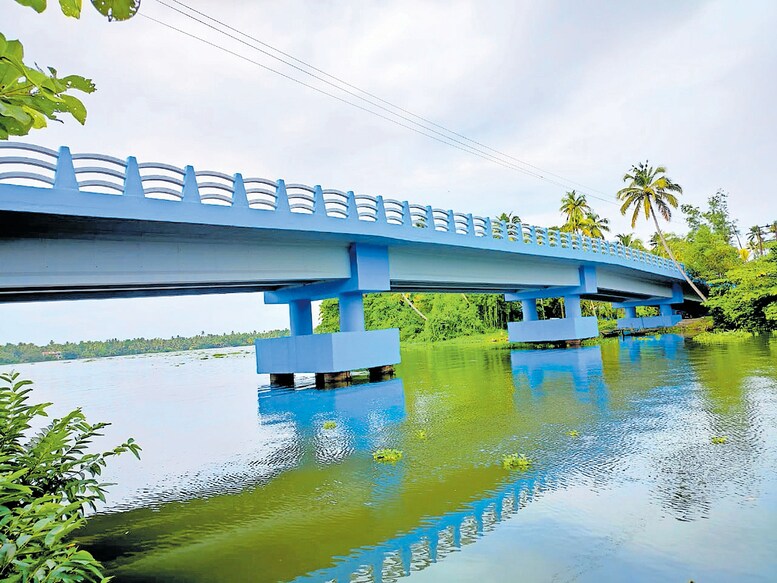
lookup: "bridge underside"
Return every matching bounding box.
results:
[0,211,682,304]
[1,210,691,381]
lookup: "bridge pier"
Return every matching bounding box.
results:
[615,284,683,331]
[506,267,599,344]
[255,243,400,385]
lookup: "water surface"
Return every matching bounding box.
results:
[5,334,776,582]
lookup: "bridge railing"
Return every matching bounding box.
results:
[0,142,681,275]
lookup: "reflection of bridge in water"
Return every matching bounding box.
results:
[295,473,544,583]
[294,339,686,582]
[291,345,609,582]
[258,378,406,456]
[511,345,607,408]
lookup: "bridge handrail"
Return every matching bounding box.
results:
[0,143,682,275]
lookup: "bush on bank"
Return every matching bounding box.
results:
[0,372,140,582]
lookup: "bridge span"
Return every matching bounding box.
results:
[0,143,693,381]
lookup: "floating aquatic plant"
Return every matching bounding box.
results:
[373,448,403,463]
[323,421,337,430]
[567,430,580,438]
[711,436,728,444]
[502,454,532,471]
[415,429,428,440]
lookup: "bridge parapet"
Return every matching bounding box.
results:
[0,142,683,278]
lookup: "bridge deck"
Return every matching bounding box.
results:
[0,143,688,304]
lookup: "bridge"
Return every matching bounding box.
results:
[0,142,692,382]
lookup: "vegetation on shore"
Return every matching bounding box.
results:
[0,372,140,581]
[0,330,287,365]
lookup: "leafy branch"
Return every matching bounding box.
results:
[0,371,141,581]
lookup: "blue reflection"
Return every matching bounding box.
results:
[620,333,684,363]
[511,345,607,407]
[258,378,406,453]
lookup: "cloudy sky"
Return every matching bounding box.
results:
[1,0,775,344]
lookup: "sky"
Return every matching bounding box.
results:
[1,0,776,344]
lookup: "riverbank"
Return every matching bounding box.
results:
[5,316,763,366]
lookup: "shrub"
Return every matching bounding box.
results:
[0,372,140,581]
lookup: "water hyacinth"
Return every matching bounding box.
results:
[567,430,580,437]
[373,449,403,463]
[502,454,532,471]
[711,436,728,444]
[323,421,337,430]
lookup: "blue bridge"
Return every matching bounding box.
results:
[0,143,693,381]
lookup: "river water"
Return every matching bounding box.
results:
[3,334,776,582]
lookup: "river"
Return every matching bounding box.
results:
[4,334,776,582]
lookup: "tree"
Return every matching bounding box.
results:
[748,225,766,258]
[581,211,610,239]
[705,245,777,330]
[1,372,141,581]
[681,190,739,246]
[684,225,742,282]
[617,161,707,301]
[559,190,591,233]
[615,233,646,251]
[1,0,139,139]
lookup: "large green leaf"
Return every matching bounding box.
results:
[90,0,140,21]
[13,0,48,14]
[58,0,82,18]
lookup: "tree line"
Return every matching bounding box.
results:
[0,329,287,365]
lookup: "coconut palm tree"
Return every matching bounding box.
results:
[615,233,646,250]
[617,161,707,301]
[581,212,610,239]
[747,225,766,257]
[559,191,591,233]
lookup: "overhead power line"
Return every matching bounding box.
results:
[142,1,618,206]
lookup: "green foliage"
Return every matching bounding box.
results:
[13,0,140,20]
[501,454,532,471]
[414,429,427,440]
[317,293,521,342]
[567,430,580,438]
[705,247,777,331]
[0,329,286,365]
[423,294,483,341]
[681,190,738,245]
[0,33,95,138]
[0,372,140,581]
[559,190,591,233]
[691,330,754,344]
[710,436,728,444]
[322,421,337,430]
[615,233,646,251]
[683,225,742,282]
[372,449,402,463]
[2,0,139,139]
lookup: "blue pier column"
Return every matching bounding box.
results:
[615,283,683,331]
[255,244,400,382]
[289,300,313,335]
[521,299,538,321]
[506,266,599,343]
